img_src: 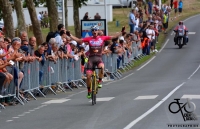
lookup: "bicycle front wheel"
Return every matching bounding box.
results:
[91,75,96,105]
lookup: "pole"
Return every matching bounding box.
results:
[104,0,108,35]
[62,0,65,26]
[159,0,162,10]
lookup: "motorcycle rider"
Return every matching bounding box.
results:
[174,21,188,45]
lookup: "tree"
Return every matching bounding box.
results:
[14,0,27,35]
[46,0,58,32]
[26,0,43,45]
[73,0,88,38]
[0,0,15,39]
[64,0,68,30]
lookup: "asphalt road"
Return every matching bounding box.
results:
[1,15,200,129]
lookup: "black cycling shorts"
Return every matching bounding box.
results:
[86,56,103,71]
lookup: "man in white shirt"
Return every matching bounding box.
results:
[37,12,42,21]
[55,30,67,48]
[146,24,155,54]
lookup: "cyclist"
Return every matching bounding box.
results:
[174,21,188,45]
[66,25,125,99]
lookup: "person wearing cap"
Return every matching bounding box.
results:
[66,25,125,99]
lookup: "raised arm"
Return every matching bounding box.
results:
[109,26,126,39]
[66,30,83,44]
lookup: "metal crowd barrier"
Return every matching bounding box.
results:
[0,63,25,109]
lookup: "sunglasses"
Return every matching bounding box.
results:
[23,44,29,46]
[91,29,98,32]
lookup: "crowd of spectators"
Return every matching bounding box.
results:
[0,1,179,107]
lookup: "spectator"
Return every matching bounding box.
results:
[178,0,183,16]
[129,9,136,33]
[55,30,67,48]
[135,13,140,31]
[4,37,11,50]
[20,31,28,41]
[148,0,153,15]
[145,24,155,55]
[163,11,169,34]
[34,45,45,85]
[171,0,174,8]
[55,24,65,37]
[8,37,24,98]
[94,13,101,19]
[37,12,42,22]
[28,37,37,62]
[173,0,178,19]
[83,12,90,20]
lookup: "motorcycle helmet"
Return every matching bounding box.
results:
[179,21,183,25]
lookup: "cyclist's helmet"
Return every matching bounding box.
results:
[91,25,99,32]
[179,21,183,25]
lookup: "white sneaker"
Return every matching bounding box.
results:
[152,50,155,53]
[155,49,158,52]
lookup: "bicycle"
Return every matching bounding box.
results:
[86,67,103,105]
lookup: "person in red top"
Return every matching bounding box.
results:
[173,0,178,18]
[67,25,125,99]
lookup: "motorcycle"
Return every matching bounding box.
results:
[174,29,185,49]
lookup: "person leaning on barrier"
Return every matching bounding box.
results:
[34,45,45,87]
[7,37,24,100]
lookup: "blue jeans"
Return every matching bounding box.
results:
[117,56,122,69]
[143,44,150,55]
[129,24,135,33]
[39,71,43,85]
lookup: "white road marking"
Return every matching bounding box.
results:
[171,31,175,35]
[137,56,156,71]
[188,64,200,79]
[124,82,185,129]
[188,32,196,34]
[18,114,25,117]
[181,95,200,99]
[183,14,200,22]
[134,95,158,100]
[159,39,169,53]
[6,120,13,122]
[29,110,35,112]
[89,97,114,102]
[24,112,30,114]
[43,99,70,104]
[121,73,134,80]
[104,73,134,86]
[12,117,19,119]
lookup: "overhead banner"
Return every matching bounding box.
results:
[81,19,107,38]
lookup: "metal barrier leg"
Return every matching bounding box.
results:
[114,72,121,79]
[27,91,37,100]
[116,72,122,78]
[15,96,24,105]
[72,81,79,88]
[64,83,73,91]
[113,72,120,80]
[47,87,57,95]
[79,79,87,87]
[37,89,46,97]
[56,84,66,93]
[0,103,5,109]
[19,94,28,103]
